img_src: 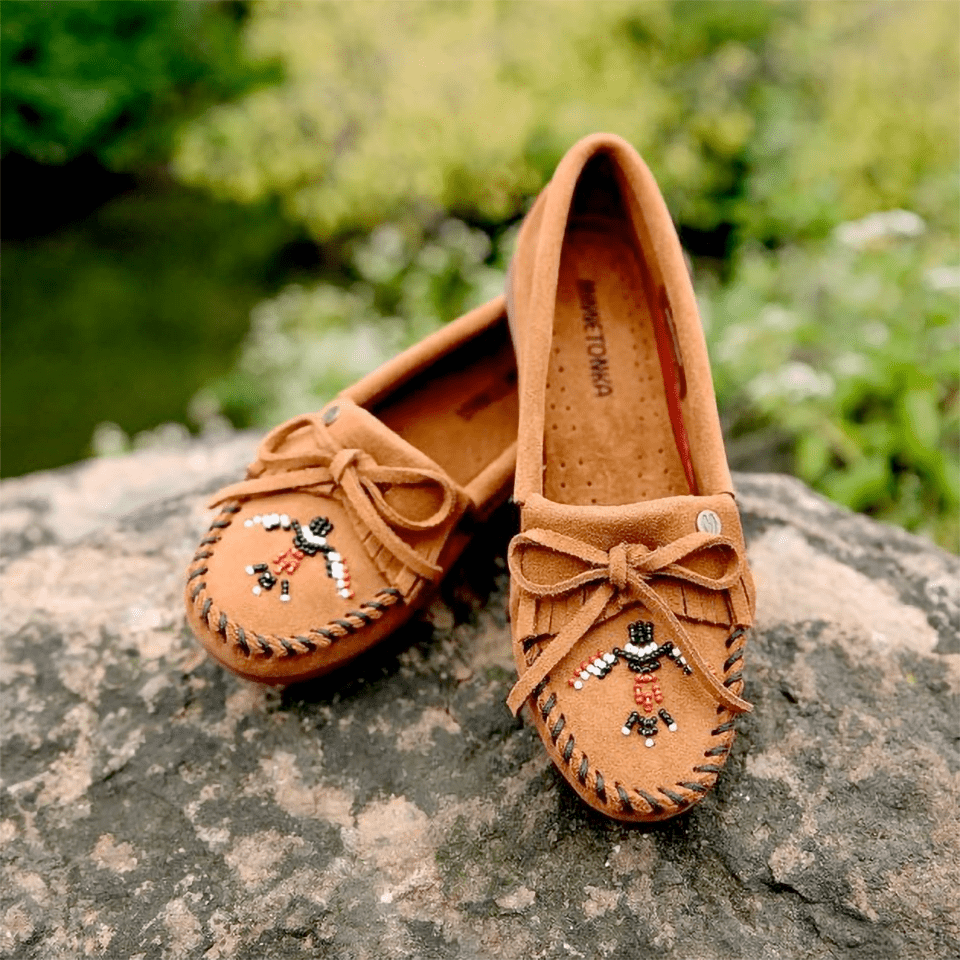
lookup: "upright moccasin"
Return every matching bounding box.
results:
[505,134,756,821]
[185,296,517,685]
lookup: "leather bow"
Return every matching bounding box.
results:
[506,527,753,716]
[209,413,460,585]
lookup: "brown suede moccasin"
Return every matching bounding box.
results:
[505,134,756,822]
[185,296,517,685]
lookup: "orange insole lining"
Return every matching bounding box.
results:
[544,220,688,506]
[375,322,518,488]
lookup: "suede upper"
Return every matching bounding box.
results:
[185,295,517,685]
[505,133,756,821]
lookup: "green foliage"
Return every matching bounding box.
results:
[173,0,958,243]
[1,0,273,168]
[703,222,959,550]
[5,0,956,551]
[210,218,512,428]
[172,0,783,238]
[741,1,960,241]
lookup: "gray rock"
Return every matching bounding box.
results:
[1,441,958,960]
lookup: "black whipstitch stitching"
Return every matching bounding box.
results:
[725,626,746,648]
[578,755,589,784]
[636,789,663,815]
[723,649,744,672]
[540,693,557,721]
[658,786,688,808]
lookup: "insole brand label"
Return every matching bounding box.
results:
[576,279,613,397]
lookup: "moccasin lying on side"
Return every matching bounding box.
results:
[185,296,517,684]
[506,134,756,821]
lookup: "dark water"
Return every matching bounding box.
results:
[1,158,317,477]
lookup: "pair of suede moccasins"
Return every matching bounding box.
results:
[185,133,756,823]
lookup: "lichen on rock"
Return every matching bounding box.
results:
[1,444,958,959]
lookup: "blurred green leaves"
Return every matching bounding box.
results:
[1,0,276,168]
[173,1,958,244]
[703,223,959,549]
[3,0,957,551]
[210,218,513,428]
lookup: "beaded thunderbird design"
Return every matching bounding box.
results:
[568,619,692,747]
[242,513,353,601]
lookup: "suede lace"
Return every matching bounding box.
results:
[209,413,461,587]
[506,528,753,716]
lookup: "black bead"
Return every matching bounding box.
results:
[291,520,323,556]
[309,516,333,537]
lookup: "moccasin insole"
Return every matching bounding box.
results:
[544,219,688,506]
[376,322,518,488]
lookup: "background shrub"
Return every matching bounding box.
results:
[3,0,957,551]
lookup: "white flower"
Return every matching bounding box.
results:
[748,361,835,403]
[834,210,926,250]
[925,266,960,291]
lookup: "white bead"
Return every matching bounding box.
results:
[668,723,678,732]
[252,586,261,596]
[280,594,290,602]
[253,515,262,523]
[625,643,639,655]
[316,536,327,546]
[245,565,254,575]
[587,665,601,676]
[593,657,605,668]
[244,519,253,528]
[580,671,590,680]
[330,562,344,578]
[621,727,631,736]
[338,589,351,598]
[645,738,655,748]
[603,653,616,664]
[672,646,681,656]
[573,680,583,690]
[328,552,341,563]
